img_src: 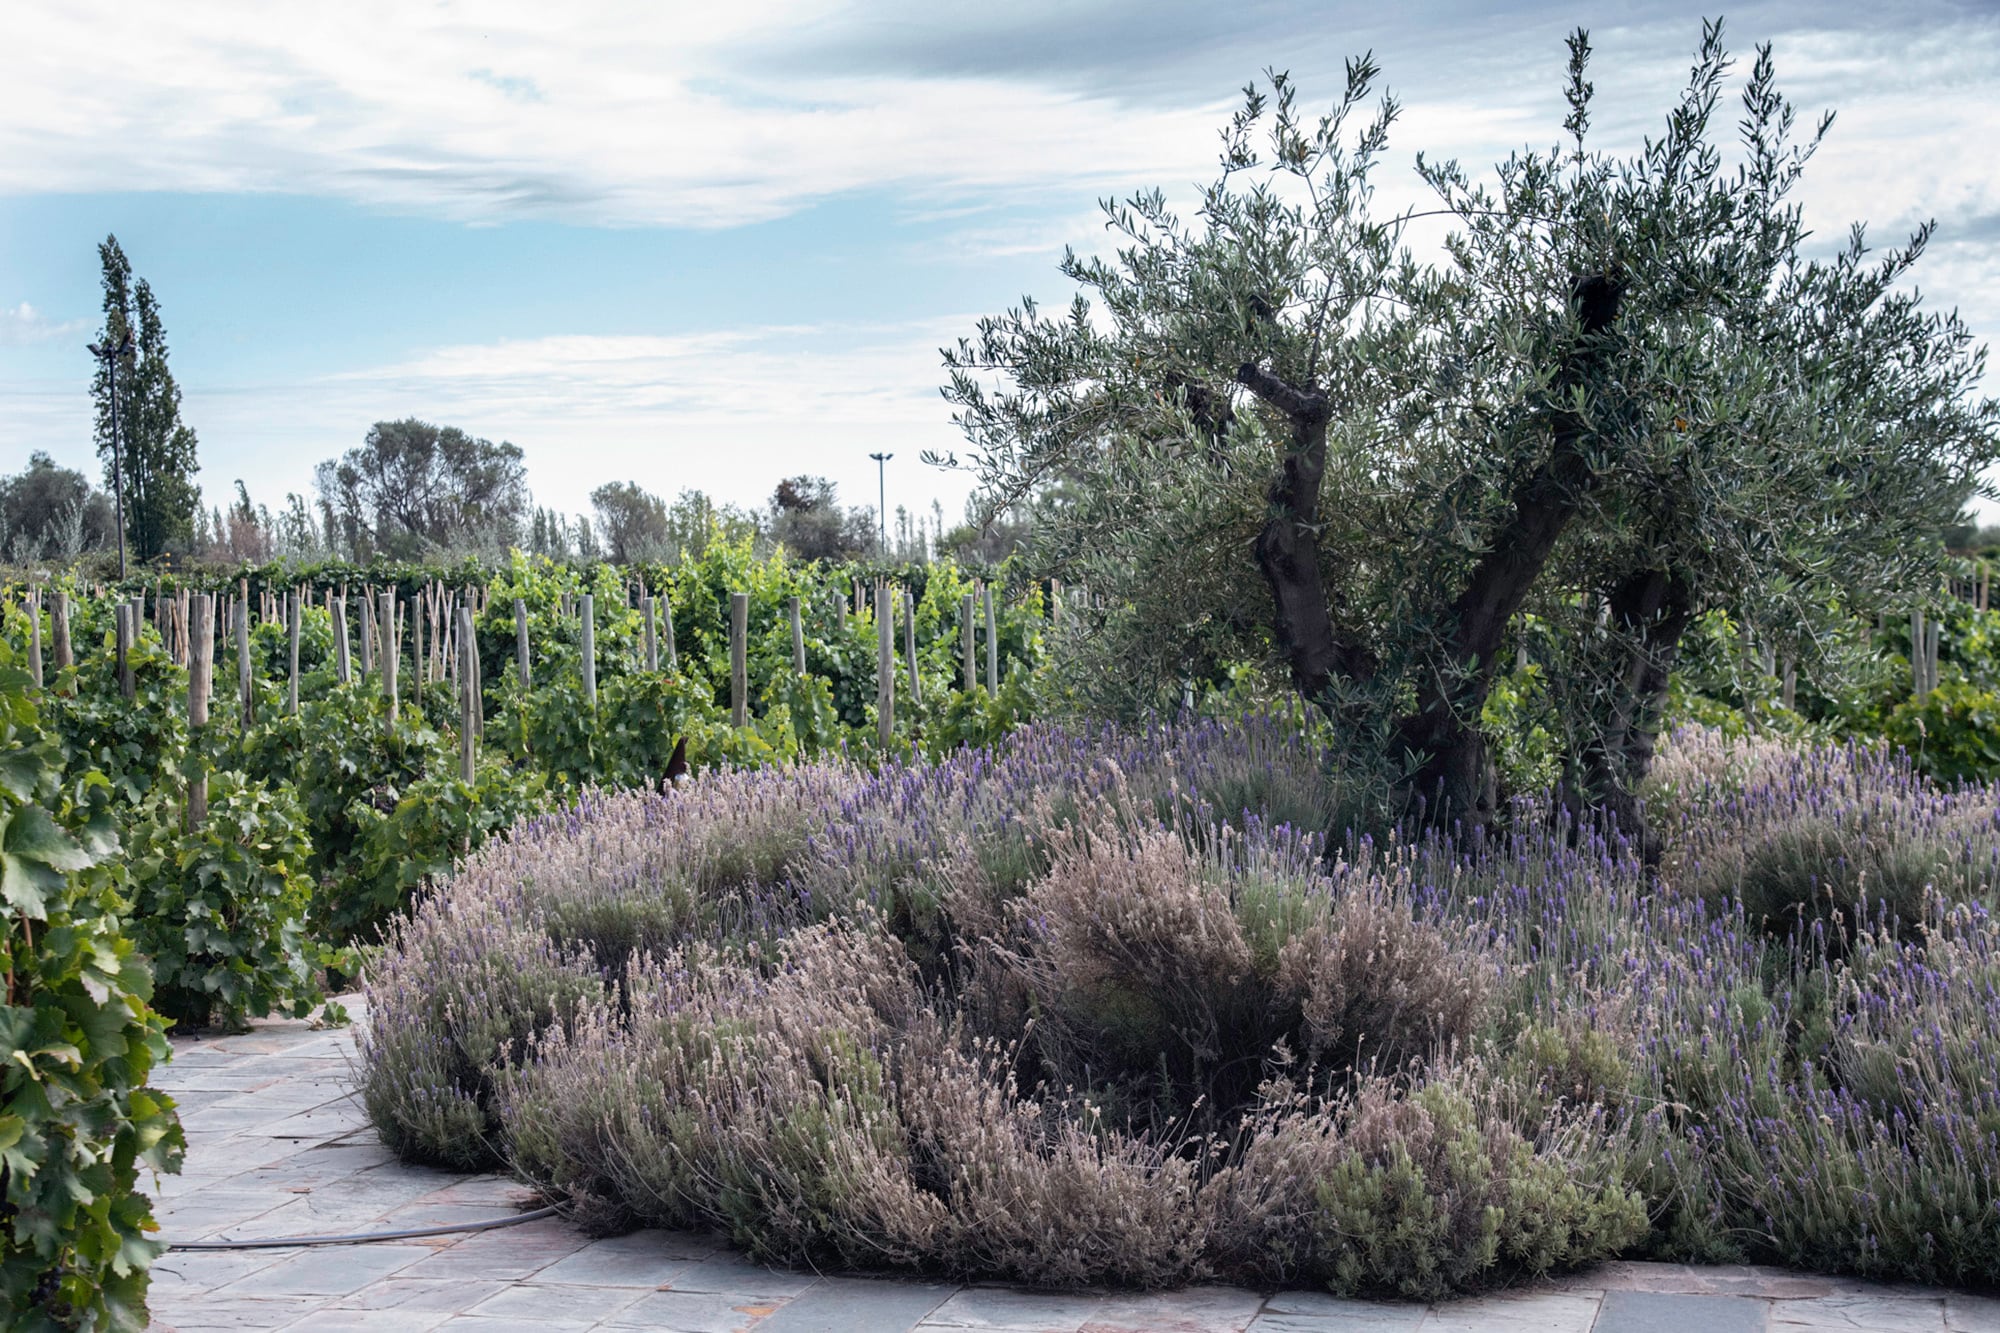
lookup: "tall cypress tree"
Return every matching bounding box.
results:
[93,235,200,562]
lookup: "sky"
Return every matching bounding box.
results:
[2,0,1998,528]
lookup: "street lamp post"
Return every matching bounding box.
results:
[88,334,134,579]
[868,452,893,555]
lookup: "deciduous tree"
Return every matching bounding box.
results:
[314,418,528,558]
[93,235,201,561]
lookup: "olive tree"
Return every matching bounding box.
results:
[936,24,1998,841]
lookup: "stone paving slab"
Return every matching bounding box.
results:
[145,1004,1994,1333]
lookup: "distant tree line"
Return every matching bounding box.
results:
[1,235,1062,575]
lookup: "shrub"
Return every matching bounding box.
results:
[370,717,1643,1296]
[1665,901,2000,1286]
[1661,734,2000,945]
[341,763,550,937]
[124,773,326,1030]
[1,648,183,1331]
[44,631,186,809]
[356,872,600,1170]
[1200,1073,1647,1299]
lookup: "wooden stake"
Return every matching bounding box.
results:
[729,592,748,727]
[643,596,659,672]
[903,589,920,704]
[51,590,71,671]
[514,598,531,688]
[414,586,427,686]
[236,595,254,724]
[334,596,352,684]
[961,593,976,692]
[662,593,677,668]
[983,583,998,692]
[26,590,42,688]
[458,606,477,783]
[789,595,806,674]
[470,610,484,739]
[1912,608,1928,700]
[359,594,376,677]
[877,582,894,750]
[187,594,212,830]
[580,593,597,707]
[286,592,301,715]
[380,591,399,730]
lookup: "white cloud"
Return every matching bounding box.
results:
[0,302,89,347]
[4,4,1997,519]
[0,1,1228,228]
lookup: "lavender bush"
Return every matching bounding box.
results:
[361,717,2000,1292]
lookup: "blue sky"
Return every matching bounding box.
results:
[3,1,1997,525]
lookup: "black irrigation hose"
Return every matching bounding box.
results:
[162,1204,561,1251]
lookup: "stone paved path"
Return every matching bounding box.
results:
[146,1005,2000,1333]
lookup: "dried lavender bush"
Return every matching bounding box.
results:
[362,718,2000,1293]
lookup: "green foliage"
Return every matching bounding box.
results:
[1,646,182,1331]
[1298,1081,1647,1300]
[125,774,325,1029]
[345,765,549,933]
[93,235,200,562]
[1879,681,2000,784]
[44,615,186,809]
[940,28,1999,831]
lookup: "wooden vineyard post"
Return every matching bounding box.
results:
[662,593,678,669]
[514,598,531,688]
[458,606,478,783]
[580,593,597,708]
[52,590,72,671]
[961,593,976,692]
[903,589,920,704]
[116,604,134,700]
[836,592,846,634]
[469,605,484,738]
[1912,608,1930,701]
[790,596,806,674]
[1920,608,1936,696]
[413,587,427,686]
[1780,655,1797,712]
[235,595,255,724]
[186,594,212,830]
[359,594,376,677]
[1050,578,1063,626]
[380,591,399,731]
[442,593,455,693]
[643,596,659,672]
[286,591,302,715]
[983,583,999,693]
[26,590,42,688]
[334,597,352,684]
[730,592,748,728]
[877,582,894,750]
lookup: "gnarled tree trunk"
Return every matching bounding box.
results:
[1391,272,1626,831]
[1562,567,1695,861]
